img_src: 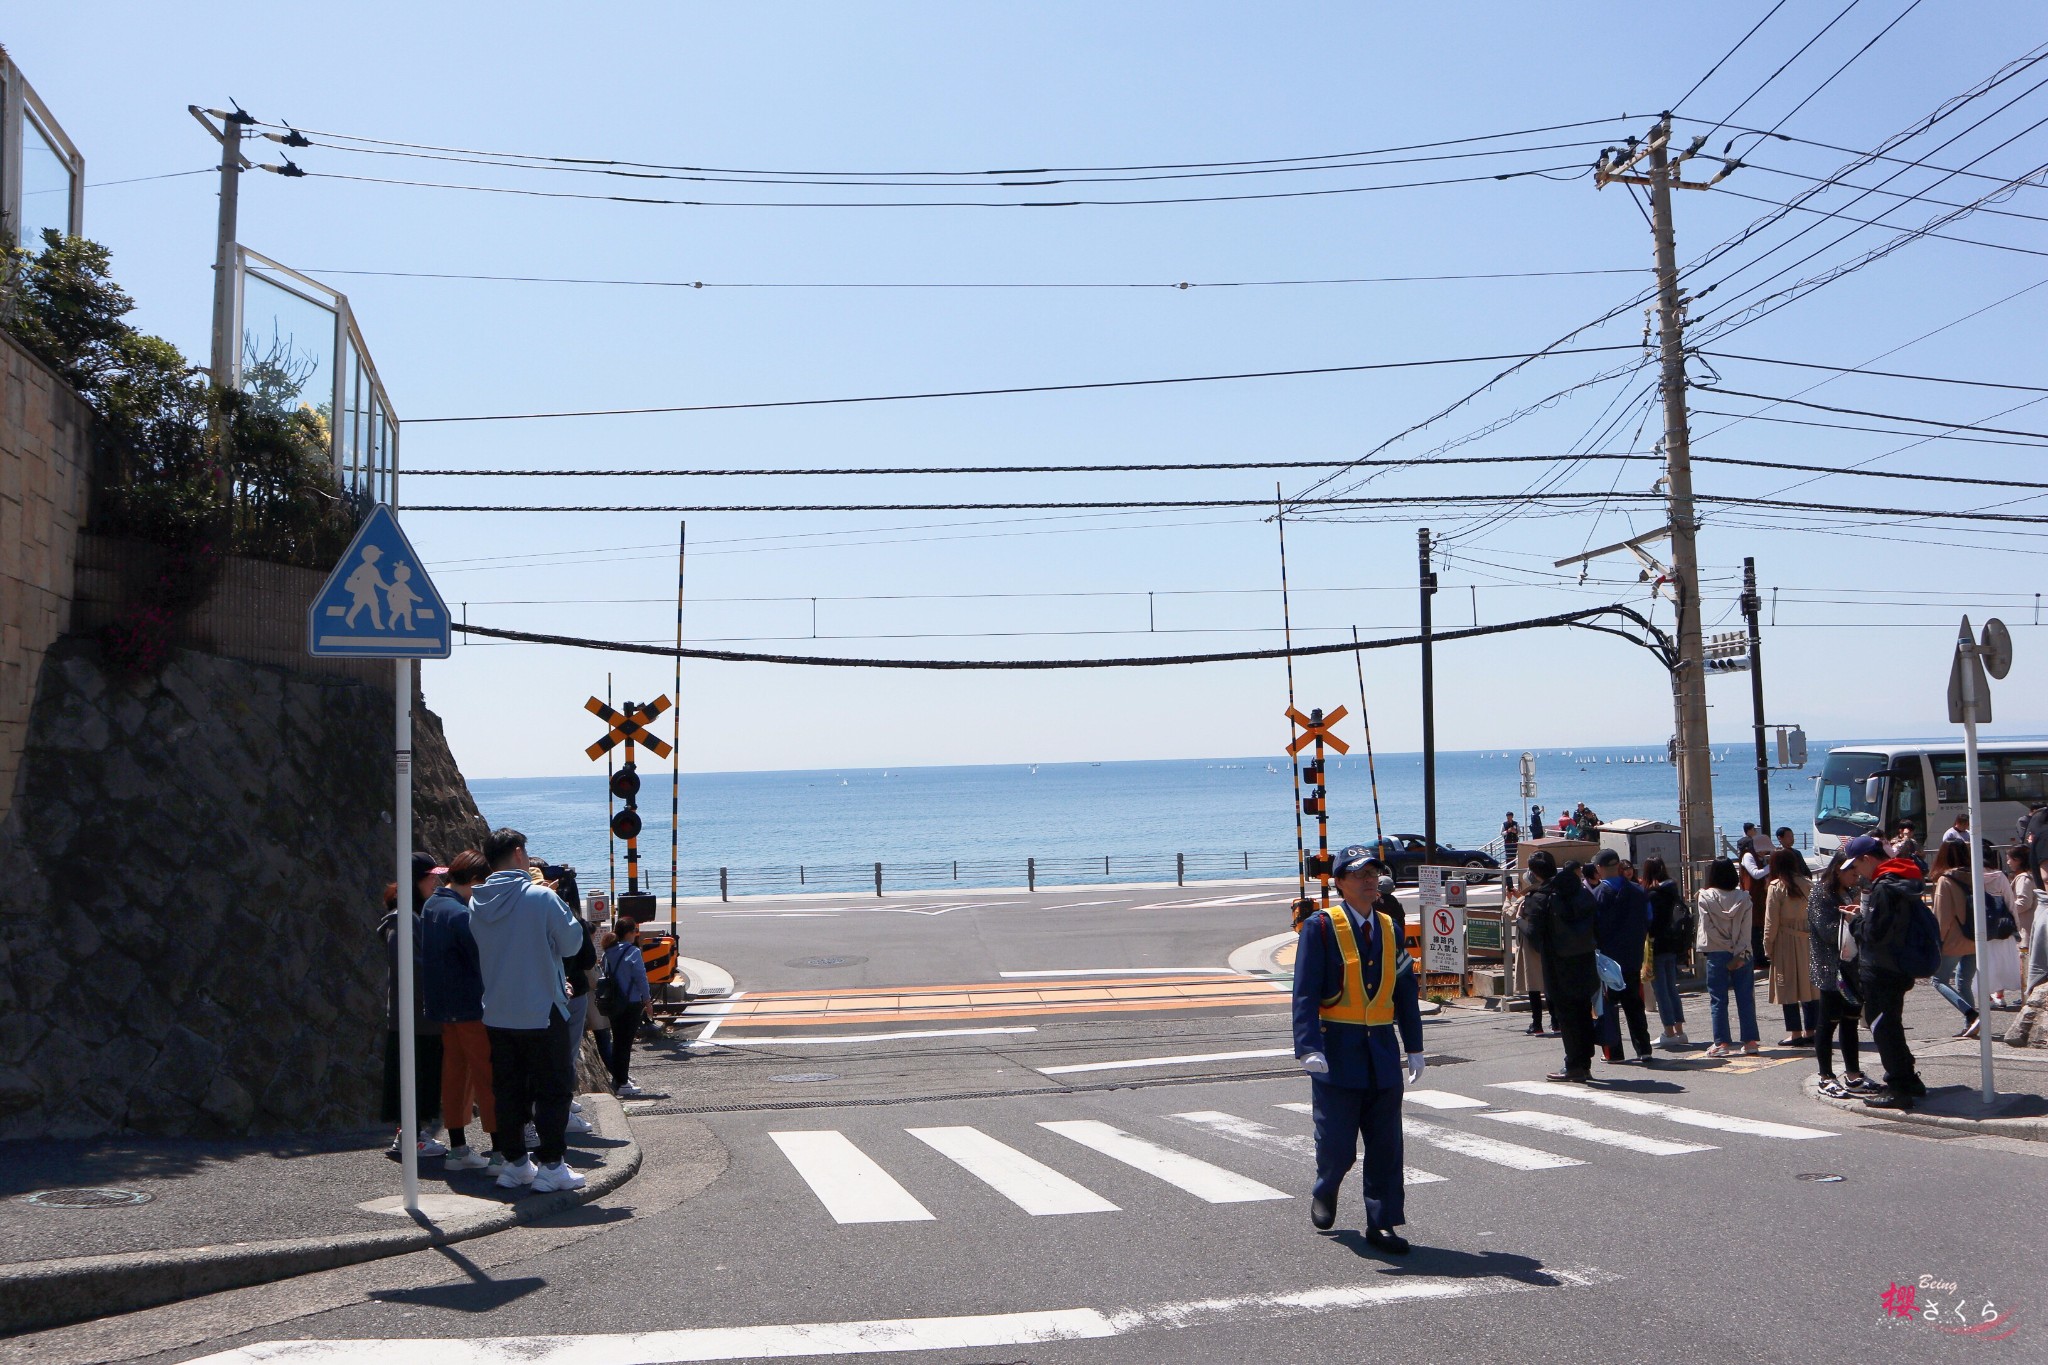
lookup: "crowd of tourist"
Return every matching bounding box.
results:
[379,827,657,1191]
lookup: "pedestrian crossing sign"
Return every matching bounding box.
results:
[307,504,452,658]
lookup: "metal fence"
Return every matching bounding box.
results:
[592,849,1305,901]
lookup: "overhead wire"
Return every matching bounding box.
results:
[295,265,1643,290]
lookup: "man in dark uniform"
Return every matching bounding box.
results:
[1291,844,1426,1253]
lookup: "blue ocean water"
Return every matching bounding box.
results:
[469,743,1827,898]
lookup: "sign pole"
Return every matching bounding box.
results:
[1957,623,1994,1104]
[394,657,419,1211]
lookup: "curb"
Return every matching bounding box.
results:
[0,1092,642,1338]
[1224,931,1442,1014]
[1804,1074,2048,1143]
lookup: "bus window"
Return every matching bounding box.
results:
[2001,752,2048,805]
[1931,753,2002,804]
[1815,751,1887,835]
[1890,765,1927,833]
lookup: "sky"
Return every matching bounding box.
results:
[11,3,2048,779]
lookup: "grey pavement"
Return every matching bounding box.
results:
[12,880,2042,1364]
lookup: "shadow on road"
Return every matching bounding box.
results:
[1330,1235,1567,1284]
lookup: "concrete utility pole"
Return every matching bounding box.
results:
[1742,557,1769,836]
[190,104,255,389]
[1597,115,1720,877]
[1418,527,1438,855]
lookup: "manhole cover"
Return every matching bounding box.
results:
[1796,1173,1845,1182]
[786,955,867,969]
[21,1187,153,1209]
[770,1072,841,1083]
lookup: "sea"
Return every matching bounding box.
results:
[469,742,1836,899]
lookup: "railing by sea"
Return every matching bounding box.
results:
[586,849,1305,901]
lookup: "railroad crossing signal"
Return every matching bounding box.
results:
[1285,704,1351,756]
[585,696,673,760]
[586,694,671,897]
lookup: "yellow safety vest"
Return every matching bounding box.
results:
[1318,906,1398,1027]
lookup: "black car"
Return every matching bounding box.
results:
[1367,834,1501,884]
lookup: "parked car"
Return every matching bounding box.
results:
[1367,834,1500,884]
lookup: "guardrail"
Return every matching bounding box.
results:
[593,850,1307,901]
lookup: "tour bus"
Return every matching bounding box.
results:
[1812,741,2048,860]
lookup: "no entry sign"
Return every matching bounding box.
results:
[1424,899,1465,976]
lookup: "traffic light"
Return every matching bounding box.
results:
[1703,630,1752,674]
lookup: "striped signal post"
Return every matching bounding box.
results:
[1287,705,1350,914]
[586,696,672,913]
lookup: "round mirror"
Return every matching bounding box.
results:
[1981,618,2013,679]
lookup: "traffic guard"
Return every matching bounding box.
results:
[1291,843,1426,1252]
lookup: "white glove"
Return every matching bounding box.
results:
[1406,1053,1427,1083]
[1300,1052,1330,1076]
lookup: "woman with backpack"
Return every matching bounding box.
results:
[599,917,652,1097]
[1929,840,1980,1039]
[1764,849,1820,1047]
[1641,857,1690,1048]
[1696,858,1760,1058]
[1807,840,1881,1099]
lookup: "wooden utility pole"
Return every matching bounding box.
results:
[1597,115,1726,879]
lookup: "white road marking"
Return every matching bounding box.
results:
[1033,899,1132,911]
[1129,892,1281,910]
[769,1131,934,1224]
[1480,1110,1715,1156]
[1173,1109,1446,1185]
[689,991,746,1047]
[1404,1089,1490,1110]
[1489,1081,1837,1139]
[998,967,1236,978]
[1037,1047,1293,1076]
[907,1126,1120,1215]
[1400,1116,1584,1171]
[180,1269,1617,1364]
[694,1026,1037,1048]
[1039,1120,1290,1203]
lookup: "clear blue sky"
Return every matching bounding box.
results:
[13,3,2047,778]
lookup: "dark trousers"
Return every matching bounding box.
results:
[1309,1078,1406,1230]
[1551,992,1597,1073]
[1781,999,1821,1035]
[488,1011,574,1165]
[608,1005,643,1088]
[1526,990,1545,1031]
[1597,970,1653,1059]
[381,1028,444,1128]
[1860,973,1920,1094]
[1818,986,1861,1078]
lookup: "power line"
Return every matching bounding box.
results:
[1724,0,1927,154]
[1690,407,2048,449]
[1695,0,1869,142]
[406,343,1645,424]
[1700,351,2048,393]
[1695,387,2048,441]
[295,265,1642,290]
[1739,160,2048,224]
[1674,0,1792,112]
[1701,120,2048,190]
[293,160,1593,210]
[1711,186,2048,258]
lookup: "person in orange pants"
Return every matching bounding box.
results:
[422,850,498,1169]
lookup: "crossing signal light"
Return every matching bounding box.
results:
[610,807,643,840]
[610,767,641,800]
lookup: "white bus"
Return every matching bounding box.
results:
[1812,741,2048,860]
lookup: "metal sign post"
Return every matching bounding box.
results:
[1949,616,2012,1105]
[308,505,451,1214]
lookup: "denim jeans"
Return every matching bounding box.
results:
[1651,953,1686,1029]
[1704,951,1759,1045]
[1932,953,1978,1019]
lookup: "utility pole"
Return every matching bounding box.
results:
[190,104,255,389]
[1419,527,1438,855]
[1596,115,1727,880]
[1742,557,1769,836]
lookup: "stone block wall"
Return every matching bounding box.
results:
[0,330,92,826]
[0,638,488,1138]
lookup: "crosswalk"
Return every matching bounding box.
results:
[767,1084,1835,1226]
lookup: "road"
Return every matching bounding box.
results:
[29,879,2042,1365]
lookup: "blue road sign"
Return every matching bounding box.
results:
[307,505,452,658]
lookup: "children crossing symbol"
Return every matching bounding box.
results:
[306,505,451,658]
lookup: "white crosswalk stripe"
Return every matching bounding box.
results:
[907,1126,1120,1215]
[1275,1102,1582,1172]
[771,1130,936,1224]
[1488,1081,1837,1139]
[1478,1109,1716,1156]
[1039,1119,1291,1203]
[1405,1089,1489,1110]
[1171,1109,1448,1184]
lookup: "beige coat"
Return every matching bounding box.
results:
[1763,877,1818,1005]
[1509,892,1545,994]
[1934,872,1977,958]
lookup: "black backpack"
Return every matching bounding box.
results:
[1857,873,1940,979]
[1539,871,1599,958]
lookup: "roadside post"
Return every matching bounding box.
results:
[308,505,452,1213]
[1948,616,2012,1104]
[1419,866,1466,995]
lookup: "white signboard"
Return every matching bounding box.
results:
[1419,867,1464,975]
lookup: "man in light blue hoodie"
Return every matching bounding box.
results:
[468,828,587,1193]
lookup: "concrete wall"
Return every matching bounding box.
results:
[0,330,92,825]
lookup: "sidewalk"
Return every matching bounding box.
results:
[0,1093,639,1335]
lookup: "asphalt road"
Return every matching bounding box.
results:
[33,879,2045,1365]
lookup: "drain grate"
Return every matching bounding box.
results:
[21,1187,153,1209]
[770,1072,841,1084]
[786,955,867,969]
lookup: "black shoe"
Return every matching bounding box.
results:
[1636,1054,1656,1068]
[1365,1227,1411,1256]
[1863,1090,1915,1110]
[1905,1076,1929,1098]
[1545,1068,1594,1083]
[1310,1193,1335,1231]
[1524,1023,1544,1035]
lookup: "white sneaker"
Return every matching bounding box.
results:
[444,1145,490,1171]
[532,1161,587,1193]
[565,1112,594,1135]
[614,1081,643,1099]
[485,1151,507,1172]
[495,1157,537,1189]
[569,1100,584,1113]
[418,1136,450,1158]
